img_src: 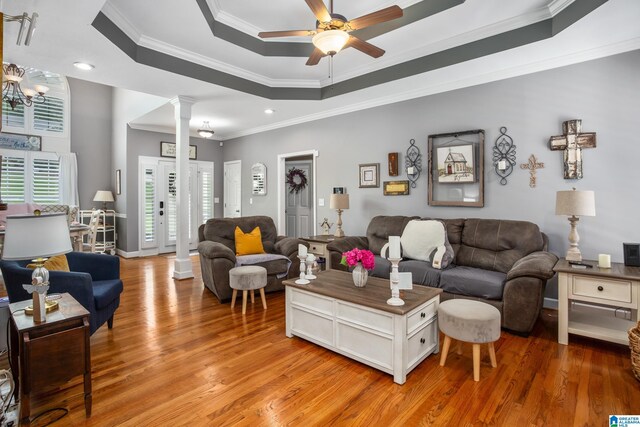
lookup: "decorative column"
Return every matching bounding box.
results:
[170,96,196,279]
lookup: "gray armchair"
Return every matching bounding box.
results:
[198,216,308,302]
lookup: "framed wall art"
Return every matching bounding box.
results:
[0,132,42,151]
[428,129,484,207]
[388,153,399,176]
[359,163,380,188]
[160,141,197,160]
[383,180,410,196]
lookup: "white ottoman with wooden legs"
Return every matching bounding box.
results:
[438,299,501,382]
[229,266,268,315]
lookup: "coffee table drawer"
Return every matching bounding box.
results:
[337,302,393,334]
[407,299,437,334]
[290,289,333,315]
[407,317,437,368]
[571,276,633,304]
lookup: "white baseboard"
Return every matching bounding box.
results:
[543,297,558,309]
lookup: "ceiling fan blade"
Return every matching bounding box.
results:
[258,30,315,38]
[306,48,326,66]
[346,36,385,58]
[305,0,331,23]
[347,5,403,31]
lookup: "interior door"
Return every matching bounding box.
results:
[158,161,197,253]
[224,161,242,218]
[285,160,313,237]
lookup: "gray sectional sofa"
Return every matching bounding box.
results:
[327,216,558,334]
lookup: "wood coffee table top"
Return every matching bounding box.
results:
[283,270,442,315]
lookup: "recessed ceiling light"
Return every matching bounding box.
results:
[73,62,95,71]
[264,108,275,114]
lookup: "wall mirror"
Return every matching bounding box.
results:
[251,163,267,195]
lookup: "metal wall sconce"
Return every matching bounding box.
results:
[492,127,516,185]
[405,139,422,188]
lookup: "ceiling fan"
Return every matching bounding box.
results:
[258,0,403,66]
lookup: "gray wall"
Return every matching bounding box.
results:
[68,77,113,210]
[123,127,224,251]
[224,50,640,299]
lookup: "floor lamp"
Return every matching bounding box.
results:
[330,194,349,238]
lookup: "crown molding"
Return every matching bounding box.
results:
[138,35,321,88]
[101,1,141,43]
[128,122,223,141]
[224,37,640,140]
[548,0,576,16]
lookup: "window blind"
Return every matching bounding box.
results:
[32,158,61,204]
[144,168,156,243]
[2,101,25,129]
[1,156,26,203]
[200,169,213,224]
[33,96,64,133]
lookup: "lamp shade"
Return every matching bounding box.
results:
[312,30,350,55]
[330,194,349,210]
[2,213,72,260]
[93,190,114,203]
[555,189,595,216]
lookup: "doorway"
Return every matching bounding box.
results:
[285,157,313,237]
[224,160,242,218]
[277,150,318,237]
[138,157,214,255]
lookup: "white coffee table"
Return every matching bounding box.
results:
[284,270,442,384]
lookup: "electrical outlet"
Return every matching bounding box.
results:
[214,198,220,204]
[318,198,325,207]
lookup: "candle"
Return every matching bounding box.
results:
[498,160,507,170]
[298,244,307,257]
[598,254,611,268]
[389,236,401,259]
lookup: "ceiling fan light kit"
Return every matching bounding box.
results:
[258,0,403,66]
[312,30,349,55]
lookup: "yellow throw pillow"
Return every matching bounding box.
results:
[234,226,265,256]
[27,254,70,272]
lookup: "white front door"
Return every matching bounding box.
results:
[224,160,242,218]
[159,161,198,253]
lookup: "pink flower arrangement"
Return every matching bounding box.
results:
[341,248,375,270]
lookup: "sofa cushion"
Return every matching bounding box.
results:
[398,260,443,287]
[455,219,544,273]
[439,266,506,300]
[400,219,454,268]
[234,226,265,255]
[247,258,290,276]
[366,216,418,255]
[371,255,391,278]
[93,279,123,309]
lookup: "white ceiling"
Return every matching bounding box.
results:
[1,0,639,140]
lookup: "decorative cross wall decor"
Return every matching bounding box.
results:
[520,154,544,188]
[548,119,596,179]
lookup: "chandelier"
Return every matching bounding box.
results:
[2,63,49,110]
[197,121,214,138]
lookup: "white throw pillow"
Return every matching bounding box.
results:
[400,220,448,268]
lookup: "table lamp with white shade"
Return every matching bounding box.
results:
[2,213,72,323]
[555,188,595,262]
[93,190,114,211]
[330,194,349,238]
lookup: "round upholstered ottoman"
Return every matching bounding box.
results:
[438,299,501,381]
[229,266,268,314]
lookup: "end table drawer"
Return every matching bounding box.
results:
[407,299,437,334]
[309,243,327,257]
[572,276,633,303]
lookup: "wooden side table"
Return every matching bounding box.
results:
[301,235,341,270]
[554,259,640,345]
[10,293,91,424]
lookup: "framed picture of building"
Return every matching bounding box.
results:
[428,129,484,207]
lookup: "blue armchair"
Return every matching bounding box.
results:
[0,251,123,335]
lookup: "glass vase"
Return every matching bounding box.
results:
[352,262,368,288]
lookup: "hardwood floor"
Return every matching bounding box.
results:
[16,255,640,426]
